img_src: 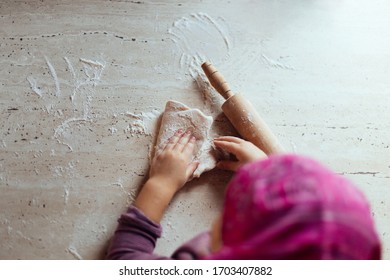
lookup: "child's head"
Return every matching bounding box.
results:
[208,154,381,259]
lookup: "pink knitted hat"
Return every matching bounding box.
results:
[208,155,381,259]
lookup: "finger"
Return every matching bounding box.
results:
[182,135,196,156]
[217,160,241,172]
[186,161,200,179]
[165,129,183,150]
[214,136,244,144]
[214,139,241,155]
[173,130,191,151]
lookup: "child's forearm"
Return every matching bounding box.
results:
[133,177,176,223]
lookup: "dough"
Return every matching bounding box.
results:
[153,100,216,178]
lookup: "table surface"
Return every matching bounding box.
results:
[0,0,389,259]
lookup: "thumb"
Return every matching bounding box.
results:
[217,160,241,172]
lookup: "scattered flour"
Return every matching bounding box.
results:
[67,246,83,260]
[124,109,161,137]
[109,127,118,135]
[168,12,232,71]
[53,57,105,151]
[44,56,61,97]
[112,179,137,204]
[0,140,6,149]
[26,76,43,97]
[261,54,295,70]
[79,58,105,86]
[167,13,233,113]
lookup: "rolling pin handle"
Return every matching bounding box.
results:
[201,61,285,155]
[201,62,234,100]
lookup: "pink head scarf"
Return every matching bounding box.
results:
[208,154,381,259]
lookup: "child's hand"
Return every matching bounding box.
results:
[214,136,267,171]
[149,130,199,192]
[134,130,199,223]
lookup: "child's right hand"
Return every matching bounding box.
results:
[149,130,199,192]
[214,136,267,171]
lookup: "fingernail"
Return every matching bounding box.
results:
[191,136,196,141]
[177,129,183,134]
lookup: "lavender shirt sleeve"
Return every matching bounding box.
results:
[106,205,211,260]
[106,205,168,260]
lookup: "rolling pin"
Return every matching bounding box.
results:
[201,61,284,155]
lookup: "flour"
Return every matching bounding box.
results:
[0,140,6,149]
[109,127,118,135]
[51,57,106,151]
[112,179,137,204]
[261,54,295,70]
[79,58,105,86]
[64,56,77,102]
[79,58,105,69]
[166,13,235,115]
[168,12,232,70]
[67,246,83,260]
[54,117,88,140]
[44,56,61,97]
[124,109,161,137]
[124,121,146,137]
[49,160,78,178]
[26,76,43,97]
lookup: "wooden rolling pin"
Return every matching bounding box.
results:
[201,61,284,155]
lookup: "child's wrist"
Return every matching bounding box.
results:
[148,175,181,195]
[133,178,176,223]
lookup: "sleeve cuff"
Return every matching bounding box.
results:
[117,205,162,239]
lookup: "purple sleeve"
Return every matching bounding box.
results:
[106,205,169,260]
[106,205,212,260]
[172,232,212,259]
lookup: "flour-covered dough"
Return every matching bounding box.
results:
[154,100,216,178]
